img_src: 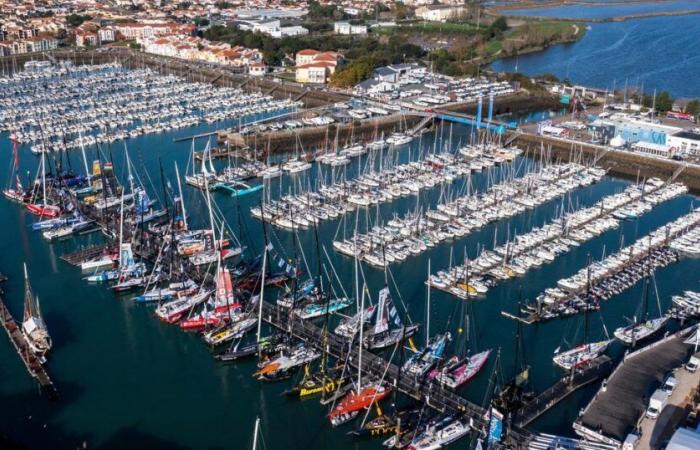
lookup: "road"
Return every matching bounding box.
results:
[636,351,700,449]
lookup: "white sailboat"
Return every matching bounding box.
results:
[21,263,52,362]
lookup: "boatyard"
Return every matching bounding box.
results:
[2,49,700,450]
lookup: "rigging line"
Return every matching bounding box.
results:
[327,334,357,413]
[294,228,312,282]
[386,266,413,325]
[322,245,350,302]
[358,337,400,429]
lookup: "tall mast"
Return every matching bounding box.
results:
[40,151,46,207]
[174,162,187,230]
[118,190,125,267]
[426,258,431,347]
[252,417,260,450]
[256,247,268,345]
[358,280,365,391]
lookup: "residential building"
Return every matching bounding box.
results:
[295,49,343,84]
[238,19,308,38]
[249,62,267,76]
[334,21,367,35]
[98,27,116,44]
[415,5,468,22]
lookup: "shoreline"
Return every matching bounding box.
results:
[498,8,700,24]
[489,0,684,13]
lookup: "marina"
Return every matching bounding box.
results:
[0,61,299,154]
[512,207,700,323]
[2,56,700,450]
[431,178,688,301]
[333,159,605,269]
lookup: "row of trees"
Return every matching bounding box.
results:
[330,35,425,87]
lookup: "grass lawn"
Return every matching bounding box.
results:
[374,21,481,35]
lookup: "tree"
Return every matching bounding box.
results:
[685,99,700,118]
[329,60,373,87]
[66,14,90,27]
[488,16,508,34]
[393,2,414,20]
[656,91,674,113]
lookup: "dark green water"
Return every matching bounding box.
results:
[1,120,698,449]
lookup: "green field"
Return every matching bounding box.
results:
[374,21,480,35]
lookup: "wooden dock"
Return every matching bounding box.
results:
[0,290,58,400]
[513,356,614,428]
[60,243,112,266]
[574,328,694,446]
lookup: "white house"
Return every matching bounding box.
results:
[415,5,468,22]
[334,21,367,35]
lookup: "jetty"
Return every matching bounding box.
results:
[0,286,58,400]
[510,207,700,324]
[257,300,534,447]
[513,356,614,428]
[442,178,685,301]
[573,328,694,446]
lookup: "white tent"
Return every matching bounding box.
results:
[609,134,626,148]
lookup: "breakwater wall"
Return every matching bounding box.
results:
[511,131,700,191]
[219,113,427,153]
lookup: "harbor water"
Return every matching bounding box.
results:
[1,119,700,449]
[490,6,700,97]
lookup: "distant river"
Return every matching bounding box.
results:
[490,5,700,98]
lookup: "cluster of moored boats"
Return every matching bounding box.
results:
[0,62,298,154]
[253,144,522,230]
[335,162,605,268]
[521,207,700,321]
[430,179,688,299]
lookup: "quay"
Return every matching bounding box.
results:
[0,286,58,400]
[635,349,700,449]
[510,130,700,192]
[513,356,614,428]
[574,327,695,446]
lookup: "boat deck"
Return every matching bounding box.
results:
[574,329,693,445]
[0,289,58,400]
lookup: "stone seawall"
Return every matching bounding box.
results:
[511,132,700,192]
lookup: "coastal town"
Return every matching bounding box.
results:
[2,1,700,450]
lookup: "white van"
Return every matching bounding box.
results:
[646,389,669,419]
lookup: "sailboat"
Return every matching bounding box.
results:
[404,333,451,379]
[3,139,28,203]
[21,264,52,361]
[614,275,669,345]
[432,291,491,389]
[185,139,220,190]
[254,342,321,381]
[199,260,256,344]
[363,287,418,350]
[406,415,471,450]
[329,277,391,427]
[553,266,611,370]
[26,151,61,218]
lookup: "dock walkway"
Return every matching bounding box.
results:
[514,356,614,428]
[574,329,694,446]
[0,291,58,400]
[258,300,533,446]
